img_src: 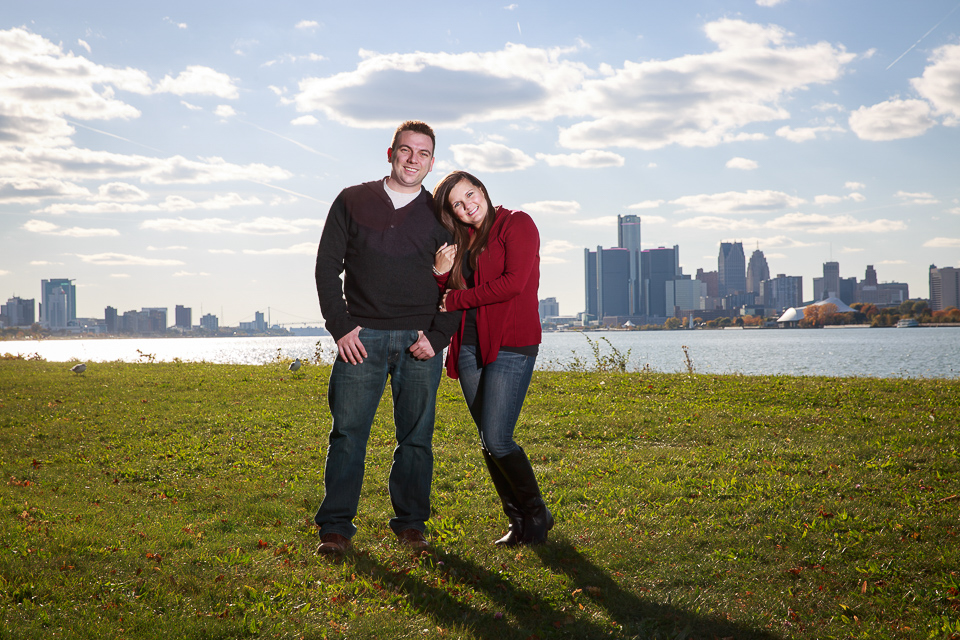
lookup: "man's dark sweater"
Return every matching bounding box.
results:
[315,179,459,353]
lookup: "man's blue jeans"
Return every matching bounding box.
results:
[315,328,442,539]
[457,345,537,458]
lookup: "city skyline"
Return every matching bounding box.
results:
[2,1,959,325]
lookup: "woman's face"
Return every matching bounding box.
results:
[447,179,487,229]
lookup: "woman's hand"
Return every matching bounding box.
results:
[434,242,457,274]
[439,291,450,312]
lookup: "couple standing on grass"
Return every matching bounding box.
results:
[312,120,553,555]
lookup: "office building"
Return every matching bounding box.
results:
[617,214,643,315]
[104,306,118,333]
[930,264,959,311]
[200,313,219,332]
[40,278,76,329]
[641,245,680,318]
[175,305,192,329]
[761,274,803,313]
[820,261,840,300]
[141,307,168,333]
[240,311,267,332]
[857,265,879,304]
[746,249,770,295]
[718,242,745,297]
[666,277,707,315]
[1,296,35,327]
[538,297,559,320]
[584,247,630,320]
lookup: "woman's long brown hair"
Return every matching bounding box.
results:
[432,171,497,290]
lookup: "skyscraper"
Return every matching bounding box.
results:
[822,261,840,300]
[584,247,630,320]
[718,242,745,297]
[762,274,803,313]
[40,278,76,329]
[1,296,35,327]
[617,214,642,315]
[746,248,770,294]
[930,264,960,311]
[175,305,192,329]
[641,245,680,318]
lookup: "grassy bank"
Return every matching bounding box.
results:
[1,358,958,639]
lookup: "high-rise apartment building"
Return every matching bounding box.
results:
[141,307,168,333]
[104,306,118,333]
[1,296,35,327]
[930,265,960,311]
[617,215,642,315]
[718,242,745,297]
[200,313,219,332]
[762,274,803,313]
[538,297,559,320]
[746,249,770,295]
[641,246,681,318]
[584,247,630,320]
[175,305,192,329]
[40,278,76,329]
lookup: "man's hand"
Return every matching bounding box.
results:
[439,291,450,312]
[408,330,436,361]
[336,326,367,364]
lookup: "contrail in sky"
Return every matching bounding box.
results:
[65,119,165,153]
[886,0,960,70]
[238,119,336,160]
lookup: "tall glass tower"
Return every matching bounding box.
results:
[617,215,642,315]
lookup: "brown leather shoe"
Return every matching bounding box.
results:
[396,528,428,549]
[316,532,351,555]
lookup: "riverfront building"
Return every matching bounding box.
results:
[930,265,959,311]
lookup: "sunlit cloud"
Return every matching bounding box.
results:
[849,99,935,141]
[895,190,940,205]
[449,142,535,172]
[22,219,119,237]
[157,66,239,99]
[628,200,664,210]
[242,242,316,255]
[535,150,625,168]
[911,43,960,125]
[570,216,618,226]
[172,271,211,277]
[726,157,758,170]
[775,124,844,142]
[765,212,906,234]
[295,20,321,30]
[141,216,323,235]
[923,237,960,248]
[520,201,580,215]
[75,252,185,266]
[671,190,805,214]
[35,193,264,215]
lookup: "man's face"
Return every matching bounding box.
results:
[386,130,435,193]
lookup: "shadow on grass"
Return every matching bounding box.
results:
[344,538,782,640]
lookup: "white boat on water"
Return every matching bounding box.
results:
[896,318,919,328]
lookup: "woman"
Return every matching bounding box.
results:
[432,170,553,546]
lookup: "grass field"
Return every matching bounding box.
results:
[1,356,958,639]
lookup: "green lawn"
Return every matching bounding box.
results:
[1,357,958,639]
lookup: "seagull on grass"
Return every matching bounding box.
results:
[70,363,87,374]
[288,358,302,372]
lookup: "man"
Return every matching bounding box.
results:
[313,120,458,554]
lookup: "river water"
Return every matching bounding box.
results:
[3,327,958,379]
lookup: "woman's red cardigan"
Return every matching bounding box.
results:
[435,206,541,380]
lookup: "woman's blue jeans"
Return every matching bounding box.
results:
[314,328,442,539]
[457,345,537,458]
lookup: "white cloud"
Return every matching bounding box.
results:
[845,181,866,190]
[726,157,758,170]
[296,20,320,30]
[181,100,203,111]
[449,142,535,172]
[841,246,864,253]
[0,270,10,276]
[295,20,854,151]
[172,271,210,277]
[22,219,119,237]
[911,43,960,125]
[628,200,664,210]
[141,216,322,235]
[814,195,843,205]
[209,249,236,254]
[147,245,188,251]
[540,239,577,255]
[895,190,940,205]
[520,201,580,215]
[0,177,91,203]
[642,215,667,224]
[243,242,316,255]
[849,99,935,141]
[775,124,844,142]
[923,237,960,248]
[77,39,91,53]
[110,273,130,278]
[675,216,759,231]
[291,115,319,126]
[35,193,264,215]
[157,66,239,99]
[570,216,618,227]
[75,252,185,266]
[535,150,624,168]
[765,212,906,234]
[164,17,187,29]
[757,0,786,5]
[671,190,805,214]
[215,105,237,118]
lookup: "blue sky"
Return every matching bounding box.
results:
[2,0,959,326]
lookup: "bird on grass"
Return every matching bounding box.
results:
[288,358,302,372]
[70,363,87,374]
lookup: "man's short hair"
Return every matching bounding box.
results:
[391,121,435,155]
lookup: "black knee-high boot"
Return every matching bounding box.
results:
[493,447,554,545]
[481,448,525,546]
